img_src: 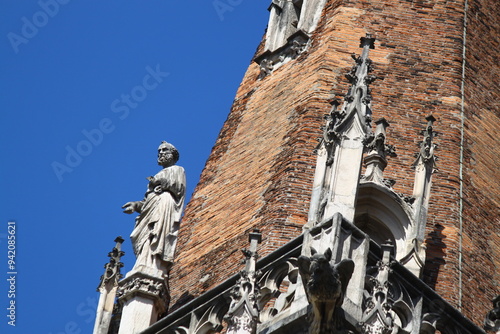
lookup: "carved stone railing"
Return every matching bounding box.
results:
[140,215,485,334]
[140,235,304,334]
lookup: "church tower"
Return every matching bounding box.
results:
[105,0,499,333]
[171,0,499,322]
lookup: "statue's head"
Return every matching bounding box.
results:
[157,141,179,167]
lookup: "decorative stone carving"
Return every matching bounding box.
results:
[192,303,228,334]
[122,141,186,275]
[148,214,481,334]
[334,34,377,136]
[266,0,327,52]
[400,115,438,276]
[116,270,169,334]
[320,99,342,148]
[413,115,437,169]
[298,247,355,334]
[118,275,167,301]
[308,34,378,224]
[360,242,421,334]
[258,257,299,323]
[118,142,185,334]
[93,237,125,334]
[485,295,500,334]
[259,58,274,79]
[265,0,302,52]
[420,312,441,334]
[359,243,396,334]
[97,236,125,290]
[256,30,309,78]
[420,298,459,334]
[225,230,262,334]
[155,294,230,334]
[362,118,397,187]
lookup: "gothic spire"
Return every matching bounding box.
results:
[309,34,378,224]
[334,33,377,135]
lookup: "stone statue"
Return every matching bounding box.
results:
[298,248,355,334]
[122,141,186,276]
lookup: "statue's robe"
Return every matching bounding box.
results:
[130,165,186,271]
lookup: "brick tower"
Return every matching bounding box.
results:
[111,0,499,333]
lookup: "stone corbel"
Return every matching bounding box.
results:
[255,30,309,78]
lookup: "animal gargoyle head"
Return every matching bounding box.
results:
[298,248,355,334]
[298,248,355,305]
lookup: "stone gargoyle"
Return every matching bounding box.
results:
[298,248,355,334]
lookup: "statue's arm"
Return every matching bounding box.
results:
[122,201,144,214]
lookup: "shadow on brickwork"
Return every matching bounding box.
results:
[423,223,447,289]
[170,291,195,313]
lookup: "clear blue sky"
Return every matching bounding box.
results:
[0,1,268,333]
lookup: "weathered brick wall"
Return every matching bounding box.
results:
[169,0,499,324]
[460,0,500,321]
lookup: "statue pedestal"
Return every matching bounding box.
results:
[117,266,169,334]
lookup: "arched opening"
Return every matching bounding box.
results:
[355,182,414,260]
[355,213,395,248]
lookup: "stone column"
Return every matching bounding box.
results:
[117,266,169,334]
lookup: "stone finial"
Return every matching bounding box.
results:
[485,295,500,333]
[97,236,125,291]
[94,237,125,334]
[329,33,378,138]
[362,118,397,186]
[298,248,355,334]
[315,33,378,154]
[225,230,262,334]
[413,115,437,170]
